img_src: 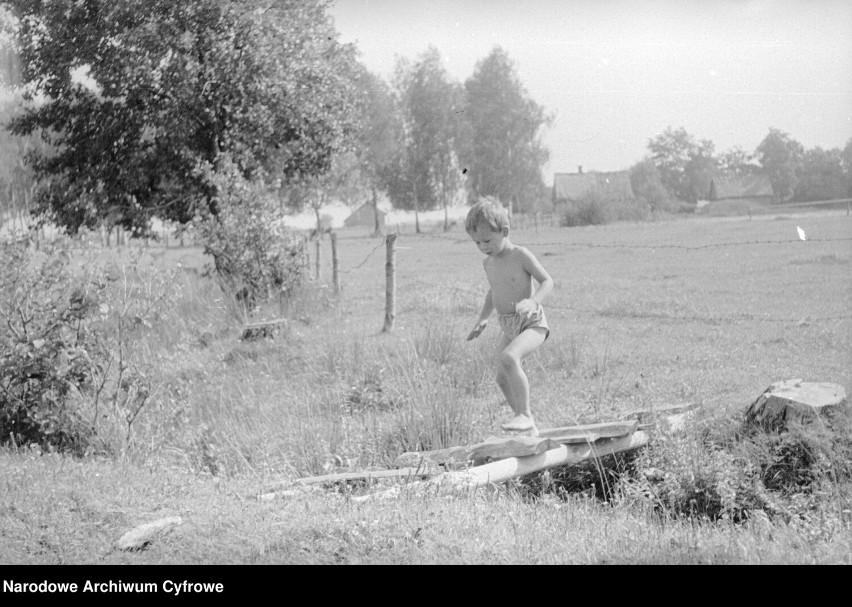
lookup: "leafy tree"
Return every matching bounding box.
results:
[7,0,361,236]
[718,146,760,177]
[350,68,403,235]
[629,158,673,212]
[464,46,549,215]
[841,138,852,197]
[794,146,846,202]
[684,141,717,202]
[284,150,365,236]
[647,127,714,202]
[755,128,804,203]
[392,48,467,232]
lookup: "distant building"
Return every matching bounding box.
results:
[343,200,387,230]
[707,173,774,206]
[552,166,635,206]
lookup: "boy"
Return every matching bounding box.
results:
[465,197,554,436]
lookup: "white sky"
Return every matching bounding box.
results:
[330,0,852,181]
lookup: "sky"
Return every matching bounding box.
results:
[329,0,852,182]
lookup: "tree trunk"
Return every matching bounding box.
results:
[372,188,381,236]
[413,182,420,234]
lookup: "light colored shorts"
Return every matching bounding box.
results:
[498,305,550,342]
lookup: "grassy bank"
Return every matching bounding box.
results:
[2,211,851,564]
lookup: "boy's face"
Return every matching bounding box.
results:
[469,222,509,257]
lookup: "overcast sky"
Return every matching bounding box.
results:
[329,0,852,181]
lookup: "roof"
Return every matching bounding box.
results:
[709,174,773,200]
[343,201,388,226]
[553,171,634,202]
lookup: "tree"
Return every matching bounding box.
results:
[718,146,760,177]
[350,68,404,235]
[794,146,846,202]
[647,127,714,203]
[629,158,673,212]
[464,47,549,215]
[392,48,467,232]
[755,128,804,203]
[285,150,365,236]
[840,138,852,197]
[7,0,361,236]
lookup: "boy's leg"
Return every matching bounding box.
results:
[495,335,513,407]
[498,328,547,431]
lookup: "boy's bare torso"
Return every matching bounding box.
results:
[484,246,535,315]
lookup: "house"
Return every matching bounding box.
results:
[343,200,388,230]
[707,173,773,206]
[552,166,635,206]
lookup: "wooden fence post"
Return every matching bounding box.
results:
[315,237,322,281]
[382,233,397,333]
[301,235,310,277]
[331,231,340,295]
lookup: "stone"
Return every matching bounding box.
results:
[117,516,182,551]
[745,379,848,431]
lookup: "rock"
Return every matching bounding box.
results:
[745,379,848,431]
[117,516,182,551]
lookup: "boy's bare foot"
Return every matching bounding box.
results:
[501,414,536,433]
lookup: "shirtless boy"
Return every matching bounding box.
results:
[465,197,554,436]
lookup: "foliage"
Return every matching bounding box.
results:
[7,0,361,235]
[390,48,469,230]
[718,146,760,177]
[0,241,102,454]
[197,158,306,312]
[793,146,846,202]
[350,69,404,233]
[464,47,550,213]
[756,128,804,203]
[559,188,648,227]
[629,158,674,212]
[0,239,184,456]
[646,126,715,202]
[0,95,48,227]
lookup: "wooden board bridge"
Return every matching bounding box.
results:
[257,402,698,502]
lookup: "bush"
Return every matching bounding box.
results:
[196,159,307,314]
[559,190,651,227]
[0,241,104,454]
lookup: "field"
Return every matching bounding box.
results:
[1,210,851,564]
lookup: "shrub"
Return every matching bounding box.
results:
[0,241,104,454]
[196,158,307,314]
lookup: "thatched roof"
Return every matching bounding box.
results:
[553,170,635,203]
[709,174,773,200]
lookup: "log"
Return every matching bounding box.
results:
[355,431,649,502]
[397,436,561,467]
[745,379,848,431]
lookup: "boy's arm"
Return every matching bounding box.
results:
[516,248,554,315]
[467,289,493,340]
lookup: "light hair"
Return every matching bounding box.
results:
[465,196,510,233]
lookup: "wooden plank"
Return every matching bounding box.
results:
[539,420,638,441]
[292,467,435,486]
[396,446,471,468]
[623,402,699,422]
[468,436,561,461]
[354,431,649,502]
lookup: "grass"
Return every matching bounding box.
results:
[1,210,851,564]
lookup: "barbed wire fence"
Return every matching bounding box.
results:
[330,230,852,330]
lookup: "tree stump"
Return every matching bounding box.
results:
[745,379,848,431]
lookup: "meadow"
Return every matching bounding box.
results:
[1,210,850,564]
